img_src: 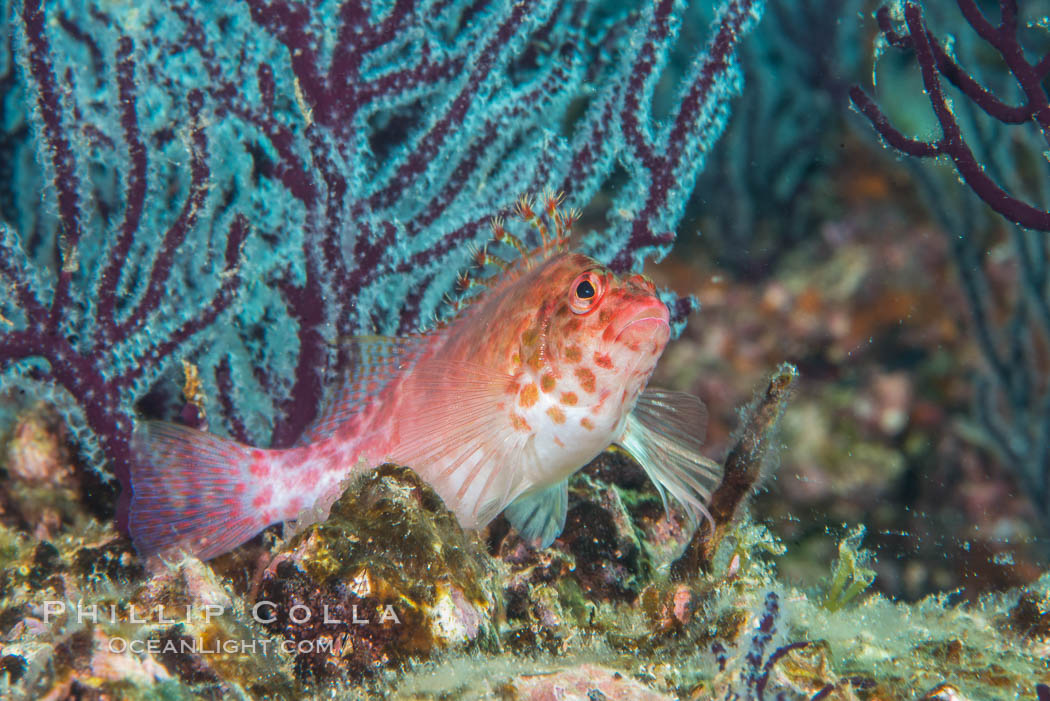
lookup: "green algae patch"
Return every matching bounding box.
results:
[823,524,877,611]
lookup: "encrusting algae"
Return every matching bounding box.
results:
[256,464,502,680]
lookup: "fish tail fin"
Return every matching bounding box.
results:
[128,421,275,560]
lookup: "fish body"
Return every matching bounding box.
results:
[129,200,721,560]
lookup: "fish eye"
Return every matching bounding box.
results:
[569,272,605,314]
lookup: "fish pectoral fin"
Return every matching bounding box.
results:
[389,356,527,529]
[617,388,722,526]
[630,387,709,446]
[504,480,569,549]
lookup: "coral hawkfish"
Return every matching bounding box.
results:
[128,194,721,560]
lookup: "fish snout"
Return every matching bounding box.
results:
[614,300,671,352]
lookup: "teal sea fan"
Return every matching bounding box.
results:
[0,0,762,516]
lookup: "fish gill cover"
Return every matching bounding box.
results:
[0,0,760,494]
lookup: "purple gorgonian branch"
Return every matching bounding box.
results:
[849,1,1050,231]
[1,0,762,529]
[1,0,248,519]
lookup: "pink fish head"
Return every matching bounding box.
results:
[543,256,671,380]
[487,253,672,476]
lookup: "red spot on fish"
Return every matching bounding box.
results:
[575,367,596,393]
[560,391,578,406]
[565,345,582,362]
[519,383,539,408]
[252,485,273,509]
[540,373,557,393]
[580,417,595,431]
[546,406,566,424]
[511,414,532,432]
[250,458,268,478]
[594,352,614,369]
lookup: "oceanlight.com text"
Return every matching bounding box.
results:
[107,637,335,656]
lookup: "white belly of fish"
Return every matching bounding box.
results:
[520,389,628,487]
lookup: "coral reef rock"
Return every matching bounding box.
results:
[256,464,501,680]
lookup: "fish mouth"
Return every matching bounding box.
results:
[614,309,671,344]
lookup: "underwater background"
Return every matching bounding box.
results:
[1,0,1049,698]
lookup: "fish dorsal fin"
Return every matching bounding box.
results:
[503,480,569,548]
[390,358,535,529]
[616,388,721,525]
[297,335,429,445]
[442,191,578,322]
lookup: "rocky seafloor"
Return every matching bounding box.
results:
[0,367,1048,701]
